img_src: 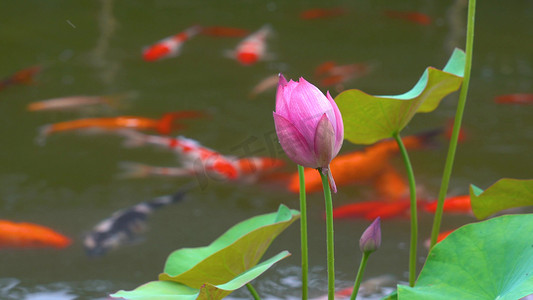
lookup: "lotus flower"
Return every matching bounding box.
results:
[273,74,343,192]
[359,217,381,253]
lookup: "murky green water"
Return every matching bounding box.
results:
[1,0,532,299]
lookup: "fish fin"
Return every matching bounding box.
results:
[116,162,153,179]
[35,125,52,146]
[118,129,148,148]
[101,91,139,110]
[156,110,207,135]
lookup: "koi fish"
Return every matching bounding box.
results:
[118,133,285,183]
[299,7,346,20]
[423,195,472,214]
[117,157,283,184]
[83,187,190,256]
[384,10,432,25]
[27,93,130,112]
[331,199,411,220]
[288,129,441,193]
[444,118,468,143]
[37,110,205,144]
[0,65,41,91]
[143,25,202,62]
[200,26,249,37]
[424,229,455,249]
[227,24,272,65]
[314,61,370,91]
[494,93,533,104]
[372,166,409,199]
[0,220,71,249]
[248,74,279,98]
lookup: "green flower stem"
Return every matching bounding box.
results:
[350,251,371,300]
[430,0,476,249]
[320,171,335,300]
[298,165,309,300]
[392,131,418,287]
[246,283,261,300]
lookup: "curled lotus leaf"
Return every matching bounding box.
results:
[336,48,465,145]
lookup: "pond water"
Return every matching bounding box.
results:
[1,0,532,299]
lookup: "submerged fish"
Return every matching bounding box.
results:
[494,93,533,104]
[37,110,205,143]
[331,199,411,220]
[423,195,472,214]
[384,10,432,25]
[27,93,129,112]
[118,132,284,183]
[83,187,191,256]
[0,220,71,249]
[227,24,272,65]
[314,61,370,90]
[299,7,346,20]
[200,26,250,37]
[143,25,202,62]
[0,65,41,91]
[248,74,279,99]
[287,129,441,193]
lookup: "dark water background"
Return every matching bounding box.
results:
[1,0,532,299]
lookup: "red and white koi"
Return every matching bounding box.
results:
[227,24,272,65]
[118,131,284,182]
[143,25,202,62]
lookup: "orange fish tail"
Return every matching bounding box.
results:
[156,110,206,135]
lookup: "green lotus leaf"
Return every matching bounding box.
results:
[111,251,290,300]
[159,204,300,288]
[336,48,465,145]
[196,251,291,300]
[110,281,199,300]
[398,214,533,300]
[470,178,533,220]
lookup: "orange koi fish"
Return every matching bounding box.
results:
[248,74,279,98]
[27,93,128,112]
[288,130,441,193]
[0,220,71,249]
[423,195,472,214]
[384,10,432,25]
[200,26,250,37]
[143,25,202,62]
[424,229,455,249]
[372,166,409,199]
[227,24,272,66]
[38,110,205,143]
[444,118,468,143]
[299,7,346,20]
[0,65,41,91]
[314,61,370,90]
[331,199,411,220]
[494,93,533,104]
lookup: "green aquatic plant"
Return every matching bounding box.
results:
[398,214,533,300]
[335,45,466,288]
[470,178,533,219]
[112,205,299,299]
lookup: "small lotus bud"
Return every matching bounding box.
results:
[359,217,381,253]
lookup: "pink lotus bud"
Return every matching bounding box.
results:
[273,74,344,192]
[359,217,381,253]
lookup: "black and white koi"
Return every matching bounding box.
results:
[83,187,191,257]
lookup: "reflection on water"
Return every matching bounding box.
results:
[1,0,532,299]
